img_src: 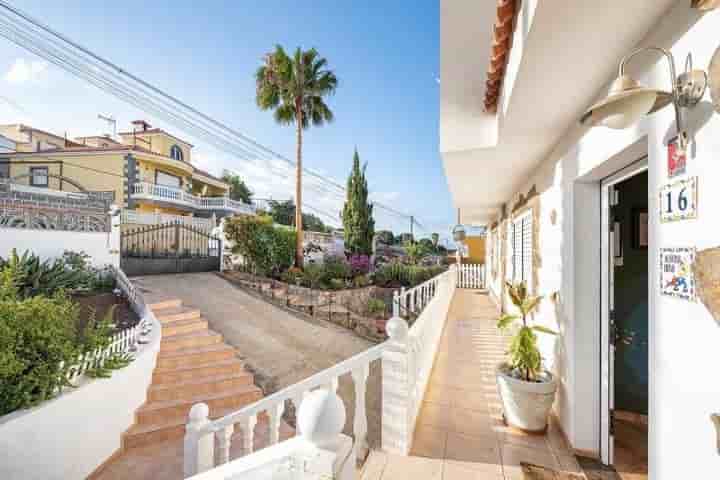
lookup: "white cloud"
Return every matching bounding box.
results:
[4,58,48,85]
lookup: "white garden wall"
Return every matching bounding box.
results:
[490,5,720,477]
[0,222,120,268]
[0,309,160,480]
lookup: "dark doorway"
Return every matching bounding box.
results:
[612,170,649,478]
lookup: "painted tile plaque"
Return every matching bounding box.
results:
[667,140,687,178]
[659,247,696,302]
[659,176,698,223]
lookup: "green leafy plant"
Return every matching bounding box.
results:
[373,262,446,288]
[225,215,296,276]
[404,241,431,265]
[302,264,325,289]
[329,278,347,290]
[366,298,386,317]
[353,274,370,288]
[497,281,557,382]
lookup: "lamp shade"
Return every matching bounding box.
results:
[452,224,466,242]
[581,75,672,129]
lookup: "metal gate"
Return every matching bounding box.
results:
[120,221,220,276]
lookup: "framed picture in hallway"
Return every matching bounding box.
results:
[659,247,697,302]
[632,207,648,249]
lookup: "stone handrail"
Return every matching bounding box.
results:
[131,182,255,214]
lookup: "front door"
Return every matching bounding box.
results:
[600,160,649,467]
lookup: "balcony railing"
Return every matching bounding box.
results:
[183,266,458,479]
[132,182,255,215]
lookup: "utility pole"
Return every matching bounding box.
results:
[410,216,414,243]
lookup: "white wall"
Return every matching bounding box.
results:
[492,5,720,477]
[0,311,160,480]
[0,220,120,268]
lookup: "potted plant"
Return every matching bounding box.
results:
[496,281,557,432]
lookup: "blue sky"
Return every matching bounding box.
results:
[0,1,456,242]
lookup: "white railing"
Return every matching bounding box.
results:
[184,267,459,477]
[58,266,153,389]
[121,210,215,229]
[184,342,385,478]
[132,182,256,215]
[383,267,456,454]
[457,263,486,289]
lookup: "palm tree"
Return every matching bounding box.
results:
[255,46,338,268]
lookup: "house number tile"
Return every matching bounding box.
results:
[659,176,698,223]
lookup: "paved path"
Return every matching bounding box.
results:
[361,289,585,480]
[134,272,382,446]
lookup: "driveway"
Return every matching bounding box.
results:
[134,272,382,447]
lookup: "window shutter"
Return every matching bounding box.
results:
[506,222,514,281]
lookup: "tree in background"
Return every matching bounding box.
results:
[256,45,338,268]
[375,230,394,245]
[397,232,414,245]
[418,237,434,253]
[342,149,375,255]
[431,233,439,250]
[267,200,331,233]
[221,172,253,203]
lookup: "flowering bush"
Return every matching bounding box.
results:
[348,254,370,276]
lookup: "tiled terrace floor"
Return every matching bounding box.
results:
[361,289,584,480]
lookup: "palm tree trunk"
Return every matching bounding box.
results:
[295,104,304,268]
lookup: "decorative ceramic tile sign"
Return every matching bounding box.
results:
[659,176,698,223]
[659,247,696,301]
[667,140,687,178]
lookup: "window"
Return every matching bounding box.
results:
[507,211,533,289]
[170,145,183,162]
[0,162,8,178]
[30,167,49,187]
[155,170,181,189]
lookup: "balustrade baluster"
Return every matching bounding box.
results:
[352,364,370,461]
[215,424,234,465]
[239,414,257,456]
[268,402,285,445]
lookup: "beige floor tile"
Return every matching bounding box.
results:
[445,431,501,468]
[380,454,443,480]
[448,407,499,438]
[424,383,453,406]
[555,452,584,475]
[442,460,504,480]
[450,387,489,412]
[500,430,551,452]
[411,424,448,459]
[417,401,451,429]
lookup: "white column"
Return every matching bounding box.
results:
[268,402,285,445]
[183,403,214,477]
[381,316,411,455]
[215,424,234,465]
[239,414,258,456]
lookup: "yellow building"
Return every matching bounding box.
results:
[463,234,486,264]
[0,120,252,220]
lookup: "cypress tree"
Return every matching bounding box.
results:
[342,149,375,255]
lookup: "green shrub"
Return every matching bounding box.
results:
[366,298,386,317]
[225,215,296,276]
[329,278,347,290]
[302,264,325,289]
[322,255,351,281]
[0,286,80,415]
[373,262,446,288]
[353,274,370,288]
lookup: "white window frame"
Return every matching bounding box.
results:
[30,166,49,188]
[170,145,184,162]
[508,209,533,291]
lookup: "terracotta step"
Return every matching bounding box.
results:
[135,385,262,425]
[156,344,235,370]
[148,299,182,311]
[153,358,246,384]
[154,306,202,324]
[160,330,222,352]
[161,317,208,336]
[123,405,242,449]
[148,372,254,402]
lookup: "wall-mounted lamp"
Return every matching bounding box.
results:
[580,47,708,153]
[452,208,466,242]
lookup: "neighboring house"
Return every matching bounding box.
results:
[0,120,252,219]
[441,1,719,477]
[462,234,485,264]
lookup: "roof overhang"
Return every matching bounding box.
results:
[440,0,677,225]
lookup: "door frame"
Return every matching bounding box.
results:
[599,157,648,465]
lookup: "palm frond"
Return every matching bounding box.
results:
[497,313,519,330]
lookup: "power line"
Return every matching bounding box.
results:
[0,1,434,229]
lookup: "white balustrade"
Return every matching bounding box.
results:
[132,182,256,215]
[457,263,486,289]
[184,267,458,477]
[183,342,386,478]
[122,210,215,229]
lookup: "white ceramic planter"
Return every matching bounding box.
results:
[496,365,557,433]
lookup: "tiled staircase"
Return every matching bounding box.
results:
[122,299,263,450]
